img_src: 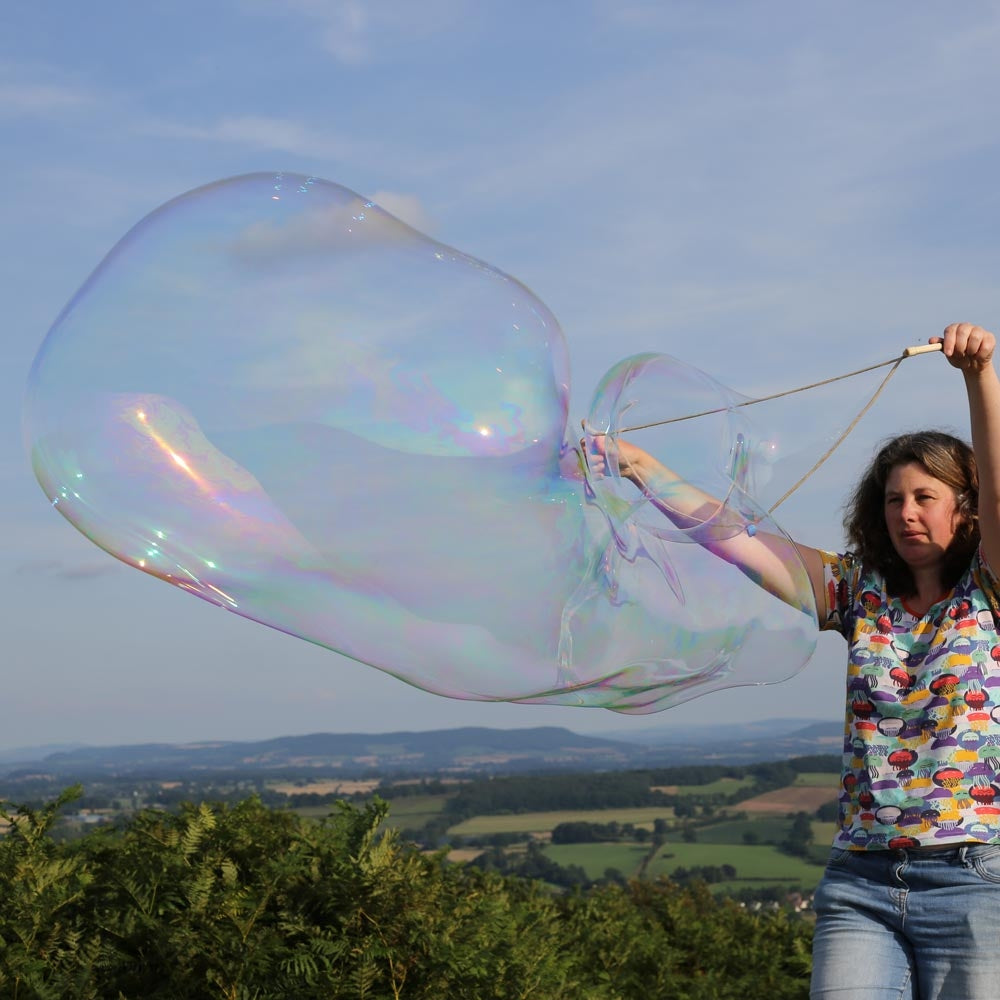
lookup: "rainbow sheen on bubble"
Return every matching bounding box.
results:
[24,171,820,713]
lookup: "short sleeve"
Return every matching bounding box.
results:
[818,550,862,636]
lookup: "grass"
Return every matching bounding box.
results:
[544,842,652,877]
[353,779,841,893]
[810,820,839,849]
[793,772,840,787]
[650,842,821,880]
[454,796,840,891]
[679,816,791,844]
[656,776,757,796]
[383,794,449,819]
[542,839,826,888]
[448,806,674,836]
[292,793,449,827]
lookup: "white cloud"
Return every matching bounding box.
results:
[369,190,434,234]
[310,0,368,65]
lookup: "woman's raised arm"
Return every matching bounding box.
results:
[938,323,1000,572]
[587,435,827,620]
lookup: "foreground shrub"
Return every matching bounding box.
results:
[0,792,811,998]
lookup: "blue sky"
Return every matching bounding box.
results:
[4,2,1000,749]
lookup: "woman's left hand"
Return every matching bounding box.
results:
[935,322,996,374]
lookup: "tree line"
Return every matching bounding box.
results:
[439,755,840,821]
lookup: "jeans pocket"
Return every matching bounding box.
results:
[826,848,854,869]
[968,844,1000,883]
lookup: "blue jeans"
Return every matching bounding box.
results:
[810,844,1000,999]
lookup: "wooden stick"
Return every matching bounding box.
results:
[903,342,943,357]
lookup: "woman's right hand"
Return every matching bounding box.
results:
[583,434,650,485]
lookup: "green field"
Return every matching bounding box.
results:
[449,791,838,893]
[661,776,757,796]
[794,772,840,787]
[292,793,449,827]
[295,776,844,895]
[544,840,825,889]
[382,794,449,828]
[676,816,791,844]
[542,842,651,876]
[650,843,823,885]
[811,820,838,842]
[808,820,839,862]
[448,806,674,836]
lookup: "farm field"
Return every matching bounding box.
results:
[678,815,791,844]
[543,842,651,876]
[794,772,840,787]
[543,839,825,889]
[278,765,841,897]
[291,793,450,827]
[381,794,451,827]
[543,812,834,890]
[545,844,823,891]
[651,776,756,796]
[270,779,381,796]
[811,821,838,843]
[648,842,823,886]
[808,821,839,862]
[738,785,836,814]
[447,806,674,837]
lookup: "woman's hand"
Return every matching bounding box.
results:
[935,323,996,374]
[582,434,650,485]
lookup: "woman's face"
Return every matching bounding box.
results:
[883,461,961,573]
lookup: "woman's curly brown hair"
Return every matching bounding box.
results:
[843,431,979,597]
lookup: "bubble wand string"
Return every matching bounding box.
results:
[619,342,941,433]
[616,342,942,515]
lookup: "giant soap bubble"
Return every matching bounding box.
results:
[24,172,819,713]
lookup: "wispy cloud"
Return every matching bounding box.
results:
[136,116,437,232]
[0,81,93,115]
[428,11,1000,362]
[241,0,475,65]
[14,558,121,582]
[143,113,370,164]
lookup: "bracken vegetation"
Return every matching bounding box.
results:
[0,788,812,999]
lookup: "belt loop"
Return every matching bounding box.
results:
[959,845,969,866]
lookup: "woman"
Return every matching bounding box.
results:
[591,323,1000,999]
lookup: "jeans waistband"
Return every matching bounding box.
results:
[890,842,993,858]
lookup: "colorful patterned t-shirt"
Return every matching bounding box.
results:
[821,547,1000,849]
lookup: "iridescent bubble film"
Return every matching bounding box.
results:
[25,172,820,713]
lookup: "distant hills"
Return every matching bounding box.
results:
[0,718,842,779]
